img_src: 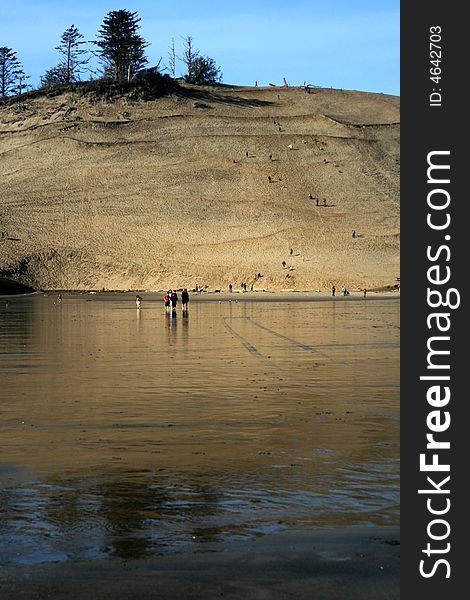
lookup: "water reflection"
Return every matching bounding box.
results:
[0,294,399,565]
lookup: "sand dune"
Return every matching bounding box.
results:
[0,82,399,292]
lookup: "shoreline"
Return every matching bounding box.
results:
[13,288,400,299]
[0,525,400,600]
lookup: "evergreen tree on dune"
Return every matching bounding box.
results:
[95,10,149,81]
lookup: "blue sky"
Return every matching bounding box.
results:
[0,1,399,95]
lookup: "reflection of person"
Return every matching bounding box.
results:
[181,288,189,310]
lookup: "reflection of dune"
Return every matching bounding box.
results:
[1,84,399,292]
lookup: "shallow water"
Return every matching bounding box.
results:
[0,294,399,565]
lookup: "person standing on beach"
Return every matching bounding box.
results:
[136,295,142,308]
[331,286,336,297]
[229,283,232,293]
[164,291,171,311]
[363,288,367,298]
[181,288,189,311]
[171,290,178,311]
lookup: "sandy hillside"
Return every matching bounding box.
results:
[0,80,399,291]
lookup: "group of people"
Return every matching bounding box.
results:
[331,286,349,296]
[135,289,190,311]
[164,289,190,311]
[331,286,367,297]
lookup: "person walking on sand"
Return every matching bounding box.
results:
[331,285,336,297]
[363,288,367,298]
[352,229,357,238]
[181,288,189,311]
[229,283,232,293]
[164,291,171,311]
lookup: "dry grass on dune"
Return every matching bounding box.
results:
[0,81,399,292]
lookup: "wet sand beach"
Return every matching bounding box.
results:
[0,526,399,600]
[0,293,399,597]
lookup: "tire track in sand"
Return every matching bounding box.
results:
[243,316,348,365]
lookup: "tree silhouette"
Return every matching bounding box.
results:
[167,37,176,78]
[40,64,70,88]
[56,24,88,83]
[182,36,222,84]
[182,35,196,83]
[192,56,222,84]
[95,10,148,81]
[0,47,26,97]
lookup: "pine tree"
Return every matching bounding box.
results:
[15,69,30,95]
[182,36,197,83]
[56,24,88,83]
[40,64,70,88]
[182,37,222,84]
[167,38,176,79]
[95,10,148,81]
[0,47,25,98]
[192,56,222,84]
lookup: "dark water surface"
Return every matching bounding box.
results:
[0,294,399,565]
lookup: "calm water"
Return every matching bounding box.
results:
[0,294,399,565]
